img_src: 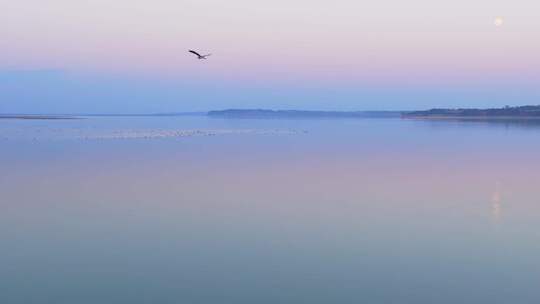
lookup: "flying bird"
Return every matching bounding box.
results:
[189,50,211,60]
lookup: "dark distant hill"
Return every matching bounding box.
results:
[208,109,402,118]
[78,112,206,117]
[402,105,540,118]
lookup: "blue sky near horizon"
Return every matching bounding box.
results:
[1,0,539,113]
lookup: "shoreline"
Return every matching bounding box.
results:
[0,115,79,120]
[402,115,540,120]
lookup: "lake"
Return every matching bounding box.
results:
[2,116,540,303]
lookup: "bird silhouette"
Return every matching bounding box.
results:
[189,50,211,60]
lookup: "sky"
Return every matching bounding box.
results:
[1,0,539,113]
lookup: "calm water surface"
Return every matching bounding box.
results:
[1,116,540,303]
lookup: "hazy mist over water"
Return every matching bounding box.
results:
[2,116,540,303]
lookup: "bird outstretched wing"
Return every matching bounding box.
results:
[189,50,202,57]
[203,54,212,57]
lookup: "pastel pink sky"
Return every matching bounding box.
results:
[1,0,539,112]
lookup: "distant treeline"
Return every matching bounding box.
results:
[403,105,540,118]
[207,109,402,118]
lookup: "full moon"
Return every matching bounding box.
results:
[494,16,504,27]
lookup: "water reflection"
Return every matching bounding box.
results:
[491,182,502,222]
[3,116,540,304]
[408,117,540,131]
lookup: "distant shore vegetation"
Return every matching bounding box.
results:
[402,105,540,119]
[4,106,540,120]
[207,109,401,118]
